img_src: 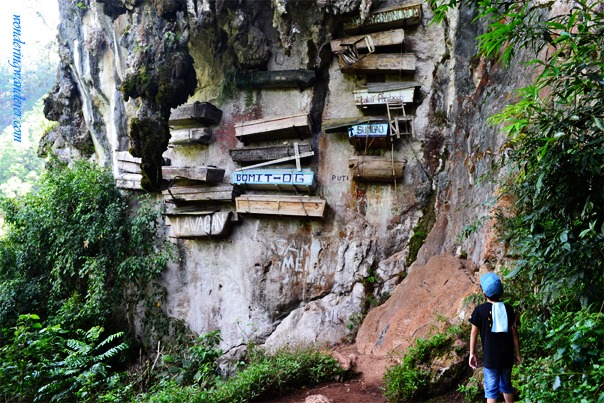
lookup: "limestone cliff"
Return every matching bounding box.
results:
[44,0,531,357]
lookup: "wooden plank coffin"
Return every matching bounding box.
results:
[115,173,142,190]
[348,121,392,149]
[234,113,312,143]
[236,195,326,218]
[230,143,313,164]
[349,155,406,182]
[163,184,241,203]
[330,28,406,53]
[343,3,422,34]
[170,128,213,145]
[169,102,223,126]
[353,82,419,107]
[115,151,142,174]
[339,53,416,74]
[162,166,225,183]
[167,211,236,238]
[231,169,315,192]
[235,70,316,89]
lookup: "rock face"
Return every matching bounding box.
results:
[356,254,476,355]
[46,0,533,358]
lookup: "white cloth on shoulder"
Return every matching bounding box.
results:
[491,302,508,333]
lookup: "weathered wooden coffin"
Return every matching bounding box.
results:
[339,53,416,74]
[232,169,315,192]
[353,82,419,107]
[163,184,241,203]
[162,166,225,182]
[236,195,326,218]
[343,3,422,34]
[169,102,223,126]
[167,211,236,238]
[115,173,142,190]
[234,113,312,143]
[230,143,313,164]
[349,155,406,182]
[235,70,316,89]
[170,128,213,145]
[330,28,406,53]
[115,151,142,174]
[348,121,392,148]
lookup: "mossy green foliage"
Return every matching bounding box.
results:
[406,189,437,266]
[0,159,170,332]
[128,117,170,191]
[143,347,345,403]
[383,323,468,402]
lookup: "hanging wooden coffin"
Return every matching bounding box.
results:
[167,211,236,238]
[169,102,223,126]
[349,156,406,182]
[231,169,315,192]
[230,143,313,164]
[339,53,416,74]
[343,3,422,34]
[353,82,419,107]
[169,128,213,145]
[330,29,406,54]
[235,70,316,89]
[115,151,142,174]
[234,113,312,143]
[115,173,143,190]
[163,184,241,204]
[162,166,225,183]
[236,195,326,218]
[348,121,392,149]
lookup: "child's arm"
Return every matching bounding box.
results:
[512,323,522,365]
[469,324,479,369]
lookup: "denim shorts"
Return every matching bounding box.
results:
[483,367,514,399]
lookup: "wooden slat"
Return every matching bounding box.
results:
[234,113,312,143]
[166,211,235,238]
[162,166,225,183]
[349,156,406,182]
[236,195,326,218]
[330,29,405,53]
[170,128,213,145]
[339,53,416,74]
[235,70,316,89]
[230,143,313,164]
[343,3,422,34]
[162,184,240,203]
[169,102,223,126]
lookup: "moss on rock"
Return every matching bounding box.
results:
[129,117,170,192]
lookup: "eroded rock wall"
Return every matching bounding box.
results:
[46,0,531,356]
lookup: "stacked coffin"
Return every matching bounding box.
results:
[163,102,240,238]
[325,3,423,182]
[230,113,326,218]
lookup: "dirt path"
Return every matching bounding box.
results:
[262,344,391,403]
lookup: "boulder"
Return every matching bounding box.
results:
[356,254,476,355]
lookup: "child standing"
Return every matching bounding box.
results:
[469,272,521,403]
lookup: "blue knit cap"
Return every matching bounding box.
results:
[480,272,503,298]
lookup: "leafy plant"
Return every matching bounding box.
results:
[0,314,128,402]
[383,323,468,401]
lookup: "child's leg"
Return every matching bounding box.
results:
[499,367,514,403]
[483,368,501,402]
